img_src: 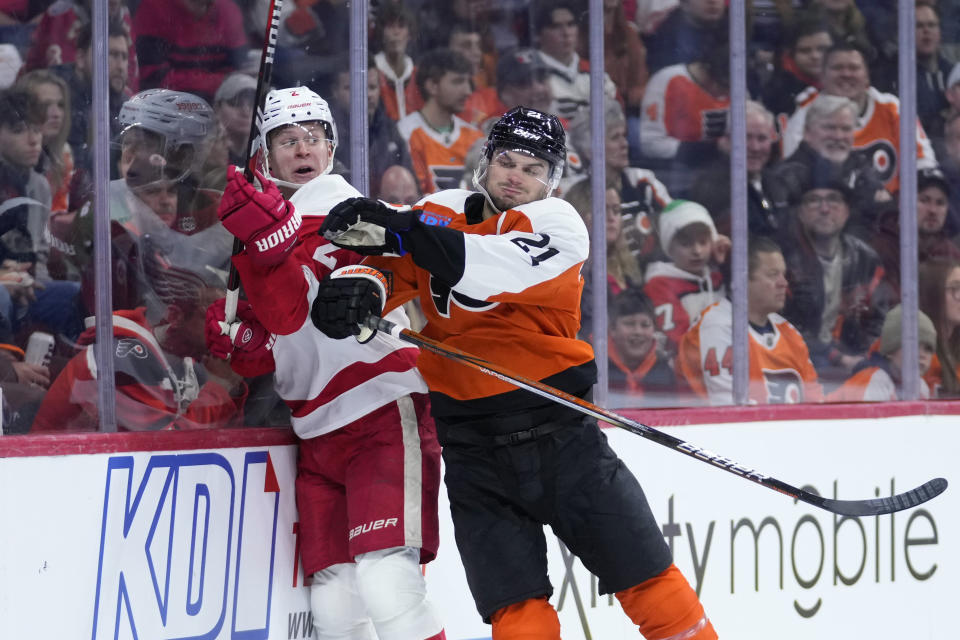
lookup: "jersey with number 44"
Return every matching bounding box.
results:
[366,190,596,416]
[678,299,822,405]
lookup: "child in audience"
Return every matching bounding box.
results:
[644,199,728,353]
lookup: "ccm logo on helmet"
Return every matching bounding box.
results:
[254,210,302,253]
[349,517,399,540]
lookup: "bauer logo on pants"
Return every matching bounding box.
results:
[349,517,398,540]
[91,452,282,640]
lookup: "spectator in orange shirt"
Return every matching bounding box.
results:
[828,305,936,402]
[397,48,483,194]
[607,289,677,407]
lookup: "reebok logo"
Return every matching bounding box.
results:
[254,210,302,253]
[348,517,398,540]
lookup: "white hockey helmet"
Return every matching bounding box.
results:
[259,87,338,183]
[117,89,215,185]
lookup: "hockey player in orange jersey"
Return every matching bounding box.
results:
[312,107,717,640]
[679,236,823,405]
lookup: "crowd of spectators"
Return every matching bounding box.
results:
[1,0,959,432]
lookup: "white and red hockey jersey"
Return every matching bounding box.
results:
[396,111,484,195]
[232,174,426,439]
[643,260,725,352]
[677,299,823,405]
[782,86,937,192]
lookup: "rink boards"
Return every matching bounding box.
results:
[0,409,955,640]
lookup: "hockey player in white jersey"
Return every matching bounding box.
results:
[206,87,446,640]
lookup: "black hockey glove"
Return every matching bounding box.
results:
[320,197,417,256]
[311,265,390,343]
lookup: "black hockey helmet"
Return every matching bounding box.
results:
[479,106,566,194]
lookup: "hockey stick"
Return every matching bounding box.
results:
[369,315,947,517]
[224,0,284,323]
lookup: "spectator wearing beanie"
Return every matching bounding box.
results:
[643,199,727,353]
[828,305,937,401]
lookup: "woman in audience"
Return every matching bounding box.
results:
[565,178,645,338]
[919,260,960,398]
[15,70,73,216]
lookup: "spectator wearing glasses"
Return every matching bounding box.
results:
[780,171,885,387]
[773,94,890,234]
[920,260,960,398]
[914,3,953,138]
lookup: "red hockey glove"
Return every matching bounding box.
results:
[311,265,390,343]
[320,197,416,256]
[218,165,302,266]
[205,297,276,377]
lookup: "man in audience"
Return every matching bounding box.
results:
[761,19,833,121]
[24,0,138,91]
[678,236,822,405]
[328,58,413,196]
[376,164,420,206]
[782,43,937,193]
[643,0,727,74]
[689,100,788,238]
[915,3,953,138]
[397,48,483,194]
[55,19,131,173]
[639,42,730,193]
[134,0,248,103]
[780,172,886,387]
[373,1,422,121]
[773,94,890,232]
[212,72,256,169]
[534,0,616,120]
[939,110,960,228]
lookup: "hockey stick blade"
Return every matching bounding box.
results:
[370,316,948,517]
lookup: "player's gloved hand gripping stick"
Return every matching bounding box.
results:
[222,0,284,324]
[362,314,948,518]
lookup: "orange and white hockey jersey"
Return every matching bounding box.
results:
[678,299,823,405]
[366,190,595,417]
[639,63,730,159]
[397,112,485,195]
[828,359,930,402]
[782,86,936,192]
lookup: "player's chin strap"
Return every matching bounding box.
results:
[366,314,948,518]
